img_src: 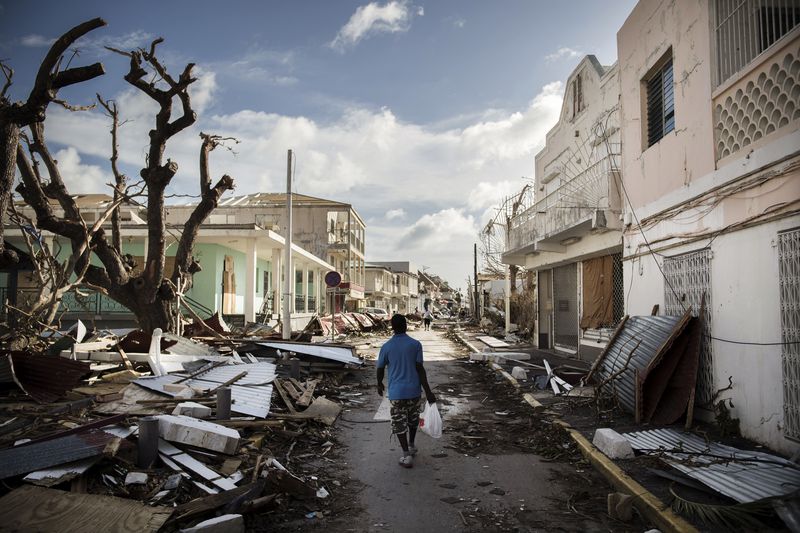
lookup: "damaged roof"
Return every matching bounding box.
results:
[624,428,800,503]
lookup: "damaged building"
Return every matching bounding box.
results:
[502,0,800,455]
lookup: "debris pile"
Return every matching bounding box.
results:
[0,319,367,531]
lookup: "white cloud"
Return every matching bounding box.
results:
[386,208,405,220]
[545,46,583,63]
[329,1,420,51]
[224,49,298,86]
[52,147,112,194]
[189,67,218,114]
[20,34,55,47]
[43,73,564,286]
[447,16,466,29]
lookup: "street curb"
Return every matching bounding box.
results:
[451,330,698,533]
[554,421,697,533]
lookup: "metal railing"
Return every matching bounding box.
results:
[0,287,133,317]
[712,0,800,88]
[507,151,619,251]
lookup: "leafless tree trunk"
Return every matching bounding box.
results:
[0,18,106,267]
[8,22,234,334]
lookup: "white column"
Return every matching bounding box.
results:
[244,239,257,323]
[272,248,282,318]
[505,264,511,334]
[303,266,309,313]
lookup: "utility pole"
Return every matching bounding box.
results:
[282,149,293,340]
[473,243,479,320]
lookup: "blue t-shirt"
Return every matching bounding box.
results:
[377,333,423,400]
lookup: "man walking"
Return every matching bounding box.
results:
[377,314,436,468]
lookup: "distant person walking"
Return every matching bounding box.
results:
[423,310,432,331]
[376,314,436,468]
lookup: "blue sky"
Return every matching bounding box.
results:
[1,0,636,289]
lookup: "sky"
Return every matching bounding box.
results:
[0,0,637,292]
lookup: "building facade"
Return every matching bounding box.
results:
[369,261,419,313]
[2,195,334,331]
[504,56,625,361]
[167,193,366,313]
[618,0,800,454]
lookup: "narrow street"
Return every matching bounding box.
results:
[322,328,637,532]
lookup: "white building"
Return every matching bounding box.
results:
[504,55,624,361]
[618,0,800,454]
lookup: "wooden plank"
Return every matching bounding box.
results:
[273,380,297,415]
[296,379,319,407]
[0,484,172,532]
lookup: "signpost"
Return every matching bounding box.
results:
[325,271,342,342]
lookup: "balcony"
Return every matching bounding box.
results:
[712,29,800,162]
[505,151,621,264]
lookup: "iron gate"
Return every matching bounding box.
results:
[664,249,714,405]
[779,228,800,440]
[553,263,579,351]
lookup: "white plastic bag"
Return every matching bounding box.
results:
[419,401,442,439]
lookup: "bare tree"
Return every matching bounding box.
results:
[0,18,107,266]
[9,23,234,333]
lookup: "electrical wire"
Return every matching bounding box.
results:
[705,335,800,346]
[600,126,687,312]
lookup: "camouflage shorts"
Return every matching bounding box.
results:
[390,397,421,435]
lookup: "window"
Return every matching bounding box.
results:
[571,74,584,119]
[712,0,800,87]
[645,56,675,147]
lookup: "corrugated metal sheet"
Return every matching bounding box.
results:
[3,352,90,403]
[624,428,800,503]
[0,430,117,479]
[257,341,362,365]
[133,362,276,418]
[591,315,687,414]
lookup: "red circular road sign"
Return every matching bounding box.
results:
[325,271,342,288]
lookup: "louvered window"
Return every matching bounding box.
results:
[646,57,675,147]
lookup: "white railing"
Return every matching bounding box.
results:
[506,151,619,252]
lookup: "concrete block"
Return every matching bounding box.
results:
[469,352,486,361]
[511,367,528,380]
[180,514,244,533]
[157,415,240,455]
[172,401,212,418]
[125,472,148,485]
[592,428,635,459]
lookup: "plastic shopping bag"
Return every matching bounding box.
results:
[419,401,442,439]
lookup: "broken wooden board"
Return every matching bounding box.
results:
[93,384,166,416]
[0,484,173,532]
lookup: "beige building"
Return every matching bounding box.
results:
[167,193,366,312]
[504,55,624,360]
[365,262,419,314]
[618,0,800,454]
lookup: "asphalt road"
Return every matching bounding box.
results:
[330,328,618,532]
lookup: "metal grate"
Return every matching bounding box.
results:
[612,252,625,324]
[779,228,800,439]
[663,249,714,404]
[712,0,800,88]
[554,263,579,351]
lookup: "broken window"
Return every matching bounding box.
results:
[645,54,675,147]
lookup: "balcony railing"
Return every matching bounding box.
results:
[507,150,620,252]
